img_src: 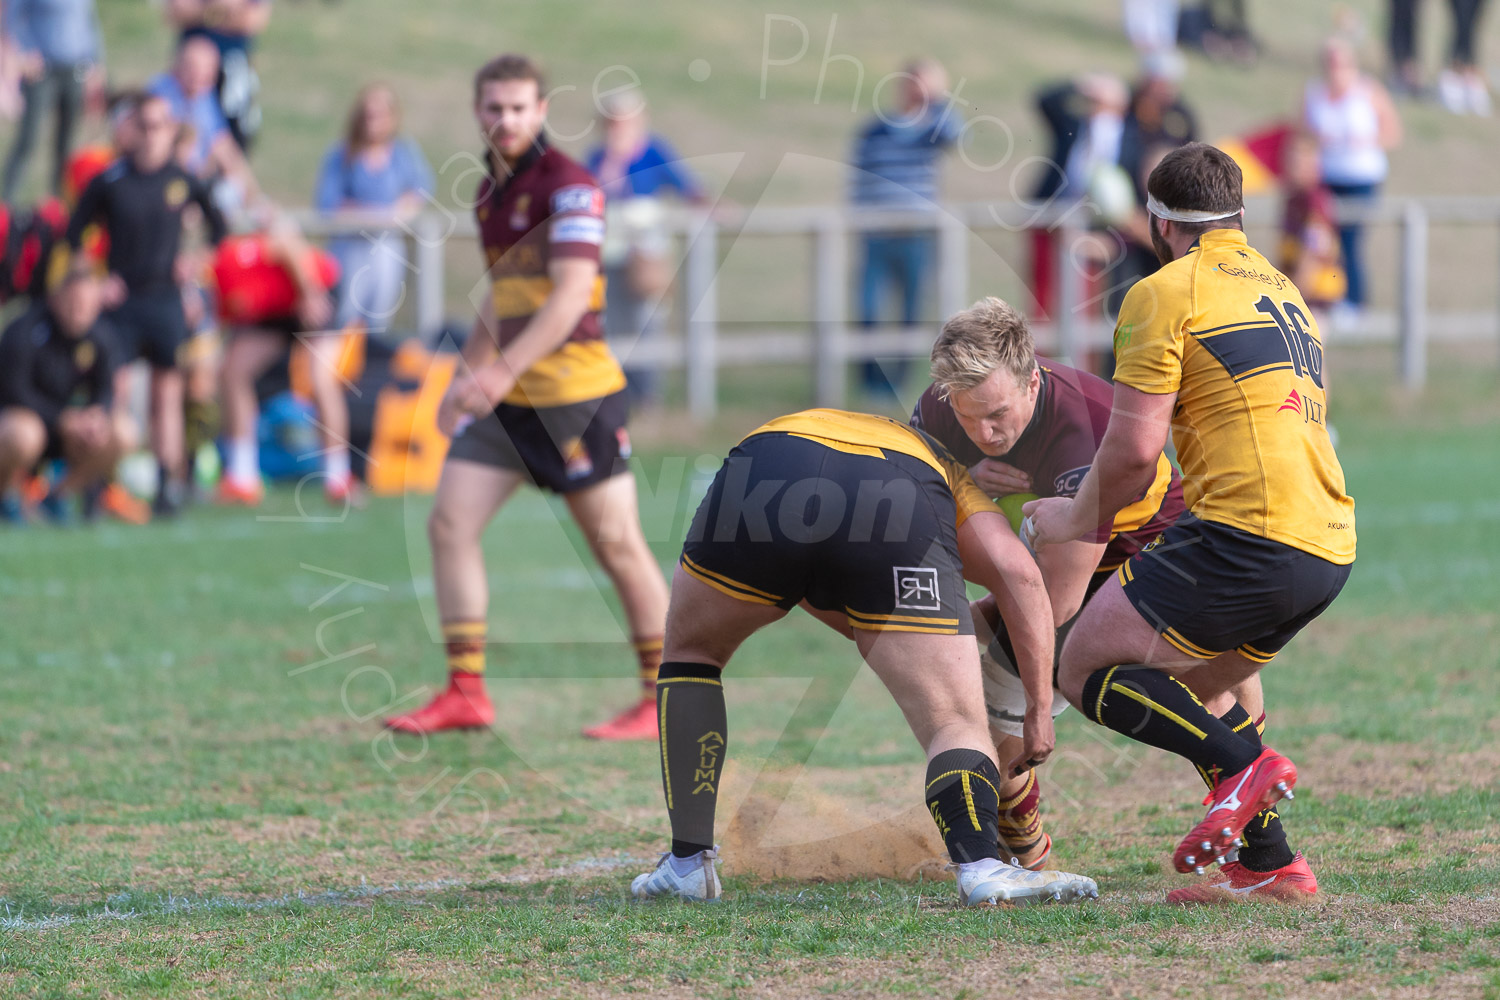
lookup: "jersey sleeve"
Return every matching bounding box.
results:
[943,459,999,528]
[547,177,606,262]
[1110,276,1187,395]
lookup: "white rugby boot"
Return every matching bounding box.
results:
[631,848,722,901]
[954,857,1099,906]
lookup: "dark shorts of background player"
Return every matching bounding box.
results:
[445,388,631,495]
[106,288,190,370]
[679,432,973,636]
[1116,512,1352,663]
[988,566,1114,684]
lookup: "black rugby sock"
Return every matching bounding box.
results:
[1080,665,1259,776]
[1217,704,1294,872]
[924,748,1002,864]
[656,662,726,858]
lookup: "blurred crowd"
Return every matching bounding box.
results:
[0,0,1488,524]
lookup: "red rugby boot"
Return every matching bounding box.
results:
[1167,852,1319,905]
[384,673,494,734]
[582,697,659,740]
[215,477,264,507]
[1173,747,1297,874]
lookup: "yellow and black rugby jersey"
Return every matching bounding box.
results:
[1111,229,1355,564]
[745,409,998,527]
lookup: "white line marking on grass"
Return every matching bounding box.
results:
[0,857,652,931]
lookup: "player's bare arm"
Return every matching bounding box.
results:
[437,301,501,436]
[1034,537,1109,625]
[957,508,1056,776]
[1024,383,1176,547]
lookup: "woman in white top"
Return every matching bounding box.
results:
[1302,38,1402,314]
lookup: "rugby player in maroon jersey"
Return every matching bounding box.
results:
[385,54,669,740]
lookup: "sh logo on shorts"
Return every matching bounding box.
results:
[893,566,941,611]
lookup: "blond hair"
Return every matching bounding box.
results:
[929,297,1037,397]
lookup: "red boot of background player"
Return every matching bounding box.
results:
[582,697,658,740]
[384,672,493,733]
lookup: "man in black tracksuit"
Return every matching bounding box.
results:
[66,91,227,515]
[0,258,127,521]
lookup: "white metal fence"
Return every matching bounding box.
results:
[297,193,1500,417]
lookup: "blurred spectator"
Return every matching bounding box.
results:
[584,88,701,408]
[1278,132,1346,316]
[165,0,270,151]
[1389,0,1492,113]
[1101,57,1198,323]
[1178,1,1258,64]
[1388,0,1424,95]
[1,0,105,202]
[1302,38,1401,322]
[314,83,432,332]
[1437,0,1492,114]
[148,36,259,212]
[1028,72,1129,319]
[0,256,128,522]
[65,92,228,517]
[848,57,961,398]
[1121,0,1179,61]
[148,36,230,177]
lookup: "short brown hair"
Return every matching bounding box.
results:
[1147,141,1244,236]
[929,297,1037,397]
[473,54,546,104]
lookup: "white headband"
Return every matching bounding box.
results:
[1146,194,1244,224]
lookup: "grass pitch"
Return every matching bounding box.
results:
[1,346,1498,998]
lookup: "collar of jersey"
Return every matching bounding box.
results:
[487,132,548,191]
[1186,228,1249,255]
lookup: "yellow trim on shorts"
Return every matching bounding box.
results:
[1238,643,1278,663]
[844,608,960,626]
[679,554,781,606]
[656,676,723,687]
[1162,628,1220,660]
[846,620,959,635]
[1117,560,1135,585]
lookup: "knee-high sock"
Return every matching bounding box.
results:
[925,748,1002,864]
[1214,703,1293,871]
[1079,665,1259,776]
[657,661,726,858]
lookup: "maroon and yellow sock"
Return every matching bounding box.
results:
[997,769,1047,863]
[443,621,487,676]
[634,635,663,696]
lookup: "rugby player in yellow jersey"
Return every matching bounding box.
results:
[384,54,670,739]
[1025,143,1355,900]
[630,409,1099,905]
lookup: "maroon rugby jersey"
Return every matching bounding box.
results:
[911,358,1185,568]
[474,136,625,408]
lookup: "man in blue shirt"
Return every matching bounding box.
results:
[165,0,271,151]
[1,0,105,201]
[147,35,233,178]
[584,90,702,412]
[849,58,961,399]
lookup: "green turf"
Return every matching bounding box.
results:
[1,346,1497,998]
